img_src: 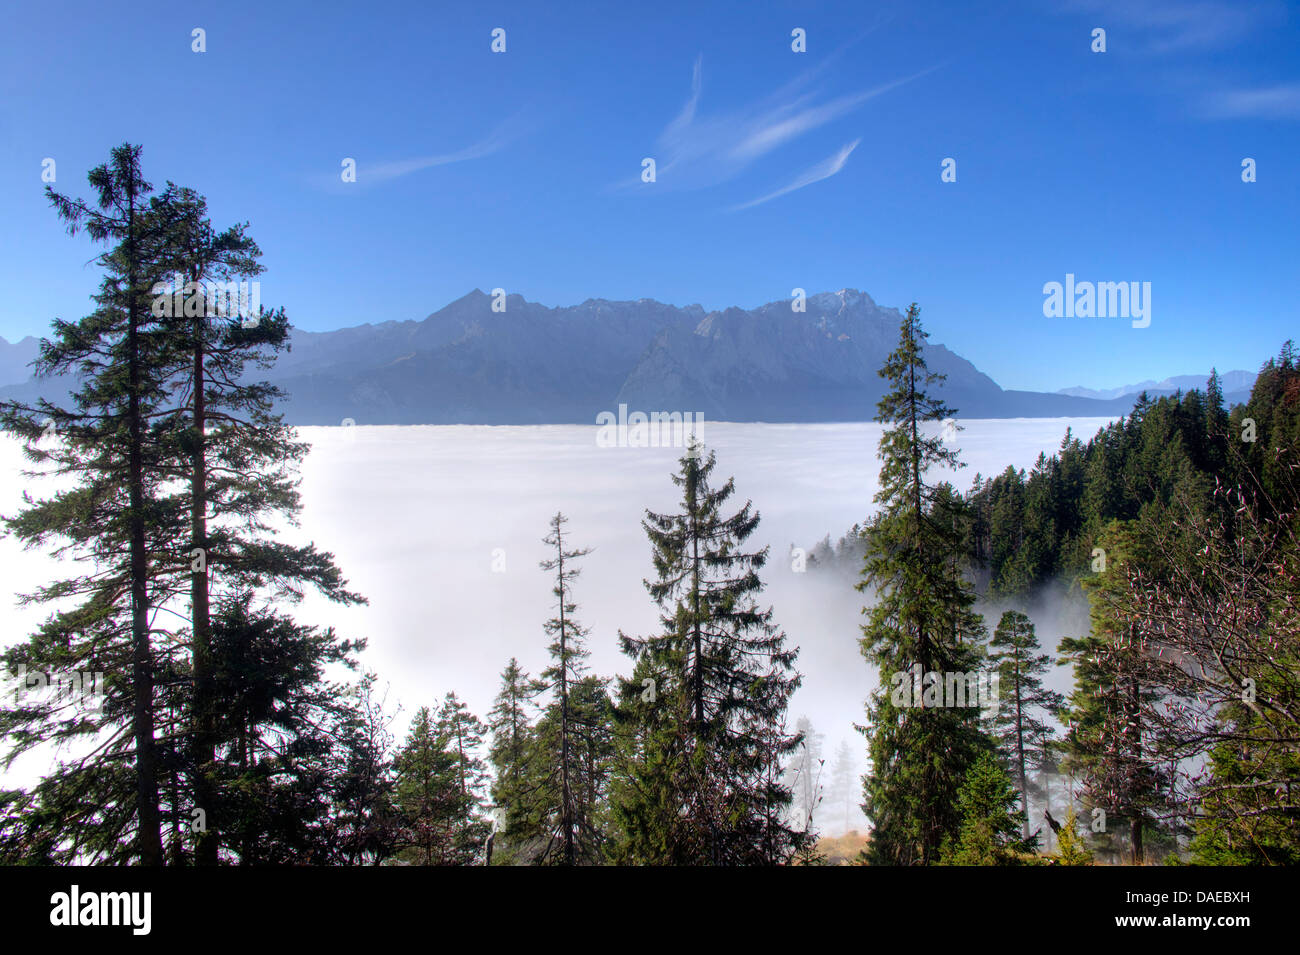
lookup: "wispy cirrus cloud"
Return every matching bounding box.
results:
[323,114,536,188]
[640,55,933,192]
[364,133,511,182]
[1202,82,1300,120]
[728,139,862,212]
[1056,1,1294,127]
[364,117,529,183]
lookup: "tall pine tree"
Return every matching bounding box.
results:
[987,609,1064,840]
[857,303,991,865]
[0,146,183,863]
[612,443,805,865]
[519,513,609,864]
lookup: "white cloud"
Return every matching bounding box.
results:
[364,138,506,182]
[643,57,930,192]
[348,115,535,185]
[1203,82,1300,120]
[729,139,862,212]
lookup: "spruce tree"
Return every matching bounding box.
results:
[154,186,366,862]
[987,610,1064,839]
[205,597,373,864]
[939,751,1037,865]
[1052,806,1094,865]
[0,145,185,863]
[393,695,490,865]
[393,706,461,865]
[519,513,609,864]
[329,674,399,864]
[827,739,859,834]
[782,715,824,833]
[433,692,491,863]
[612,442,804,865]
[152,185,262,866]
[857,302,991,865]
[1,150,365,864]
[1060,521,1171,864]
[487,657,533,860]
[566,673,615,857]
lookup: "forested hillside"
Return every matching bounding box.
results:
[813,342,1300,865]
[966,354,1300,599]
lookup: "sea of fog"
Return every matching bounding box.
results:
[1,418,1115,821]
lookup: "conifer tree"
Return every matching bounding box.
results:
[939,751,1037,865]
[858,302,991,866]
[200,596,373,863]
[1052,805,1094,865]
[393,695,490,865]
[487,657,533,859]
[152,185,262,866]
[612,442,805,865]
[393,706,461,865]
[782,715,824,833]
[1203,369,1230,471]
[0,145,186,863]
[329,674,399,864]
[1060,522,1171,865]
[433,692,491,863]
[568,674,616,854]
[827,739,859,834]
[987,610,1064,839]
[515,513,611,864]
[0,149,365,864]
[151,183,369,865]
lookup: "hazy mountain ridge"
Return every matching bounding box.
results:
[0,291,1251,424]
[0,335,40,389]
[1058,370,1256,401]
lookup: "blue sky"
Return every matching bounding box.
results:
[1,0,1297,392]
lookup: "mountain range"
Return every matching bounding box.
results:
[1057,370,1256,401]
[0,289,1255,425]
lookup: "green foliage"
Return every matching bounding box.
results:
[1052,806,1094,865]
[392,694,490,865]
[486,657,533,862]
[611,443,805,865]
[939,752,1037,865]
[1059,522,1175,864]
[964,375,1247,600]
[518,513,611,864]
[1187,733,1300,866]
[986,610,1063,837]
[201,597,379,864]
[857,303,992,865]
[0,145,364,865]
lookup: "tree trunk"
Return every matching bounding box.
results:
[1015,649,1028,840]
[190,304,218,866]
[126,188,163,866]
[558,533,574,866]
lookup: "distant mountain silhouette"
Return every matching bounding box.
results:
[1057,370,1255,401]
[0,291,1252,424]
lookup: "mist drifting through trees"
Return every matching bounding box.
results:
[1,145,1297,879]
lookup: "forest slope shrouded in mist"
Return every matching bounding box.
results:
[0,418,1110,801]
